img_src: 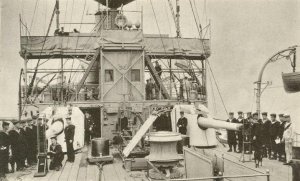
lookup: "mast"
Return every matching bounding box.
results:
[56,0,60,30]
[176,0,180,37]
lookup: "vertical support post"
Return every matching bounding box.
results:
[106,0,109,29]
[256,83,261,118]
[56,0,60,30]
[266,169,270,181]
[169,59,172,97]
[141,6,143,31]
[176,0,180,37]
[293,51,296,72]
[18,69,23,121]
[202,60,206,101]
[24,56,28,99]
[61,58,64,102]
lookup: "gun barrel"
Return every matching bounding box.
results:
[197,118,242,131]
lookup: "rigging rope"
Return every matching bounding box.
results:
[149,0,167,53]
[188,0,228,115]
[22,4,57,115]
[29,0,40,34]
[207,61,228,115]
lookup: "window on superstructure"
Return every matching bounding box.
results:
[131,69,140,82]
[105,69,114,82]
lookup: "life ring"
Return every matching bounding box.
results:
[115,14,128,28]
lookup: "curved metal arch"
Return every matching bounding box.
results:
[256,46,297,117]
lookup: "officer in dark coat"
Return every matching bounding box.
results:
[25,118,36,165]
[155,61,162,77]
[262,112,271,158]
[177,111,188,135]
[269,113,281,159]
[154,112,172,131]
[244,112,253,153]
[31,116,38,163]
[0,122,10,179]
[278,113,286,161]
[48,137,64,171]
[9,119,27,171]
[236,111,245,153]
[85,112,96,143]
[64,116,75,162]
[119,112,129,131]
[252,113,264,155]
[226,112,237,152]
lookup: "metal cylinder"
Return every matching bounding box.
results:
[91,138,109,157]
[147,131,182,167]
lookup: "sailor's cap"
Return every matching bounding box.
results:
[247,112,252,115]
[252,112,258,116]
[284,114,290,118]
[278,114,284,117]
[65,115,71,120]
[262,112,268,116]
[229,112,234,115]
[270,113,276,117]
[50,136,57,140]
[238,111,243,114]
[2,121,9,127]
[20,118,27,123]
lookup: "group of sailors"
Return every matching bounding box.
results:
[54,27,80,36]
[226,111,294,165]
[145,76,202,101]
[0,114,76,180]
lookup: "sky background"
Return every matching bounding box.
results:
[1,0,300,121]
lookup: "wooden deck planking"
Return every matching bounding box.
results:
[103,162,120,181]
[47,158,67,181]
[214,145,293,181]
[58,161,74,181]
[86,164,97,181]
[67,153,83,181]
[76,166,88,181]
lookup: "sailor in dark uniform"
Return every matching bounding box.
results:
[269,113,281,159]
[262,112,271,158]
[31,116,38,164]
[119,112,129,131]
[278,113,286,161]
[25,118,36,165]
[177,111,188,135]
[226,112,237,152]
[154,112,172,131]
[64,116,75,162]
[48,137,64,171]
[154,61,162,77]
[85,112,96,143]
[0,122,10,179]
[9,119,27,171]
[236,111,244,153]
[244,112,253,153]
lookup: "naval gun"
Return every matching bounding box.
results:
[170,104,243,177]
[171,104,242,148]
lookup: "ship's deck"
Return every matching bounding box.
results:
[6,144,293,181]
[213,145,292,181]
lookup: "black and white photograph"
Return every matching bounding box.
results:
[0,0,299,180]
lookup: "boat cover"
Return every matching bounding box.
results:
[282,72,300,93]
[20,30,210,59]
